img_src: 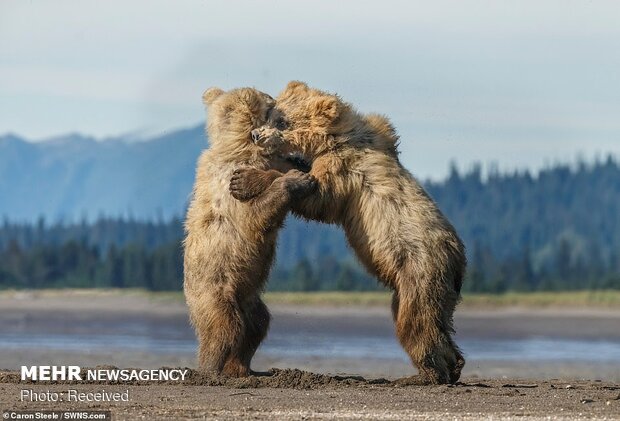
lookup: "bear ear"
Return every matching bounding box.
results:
[279,80,309,99]
[310,96,341,125]
[202,87,225,106]
[286,80,308,91]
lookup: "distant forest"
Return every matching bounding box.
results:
[1,158,620,292]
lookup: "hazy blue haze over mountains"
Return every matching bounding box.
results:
[2,125,620,281]
[0,126,207,221]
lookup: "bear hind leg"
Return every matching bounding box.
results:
[392,287,460,385]
[195,293,244,375]
[222,297,271,377]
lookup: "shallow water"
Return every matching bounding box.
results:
[1,313,619,363]
[266,333,620,362]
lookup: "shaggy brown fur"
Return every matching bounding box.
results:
[230,82,466,384]
[184,86,316,377]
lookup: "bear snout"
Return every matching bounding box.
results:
[251,129,261,143]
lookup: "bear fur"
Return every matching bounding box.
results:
[230,81,467,384]
[184,86,316,377]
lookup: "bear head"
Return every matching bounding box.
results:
[202,86,288,159]
[275,81,357,137]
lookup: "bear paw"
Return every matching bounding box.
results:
[281,169,318,198]
[230,168,273,202]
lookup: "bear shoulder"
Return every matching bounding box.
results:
[363,113,399,154]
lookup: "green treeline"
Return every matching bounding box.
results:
[0,239,183,290]
[0,236,377,292]
[1,159,620,292]
[428,158,620,292]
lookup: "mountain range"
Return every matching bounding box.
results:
[0,126,207,221]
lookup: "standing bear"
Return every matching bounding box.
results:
[184,86,316,377]
[230,81,466,384]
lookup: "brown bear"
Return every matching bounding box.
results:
[230,81,466,384]
[184,86,316,377]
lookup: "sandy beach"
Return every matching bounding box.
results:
[0,290,619,419]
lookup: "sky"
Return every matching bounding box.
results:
[1,0,619,180]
